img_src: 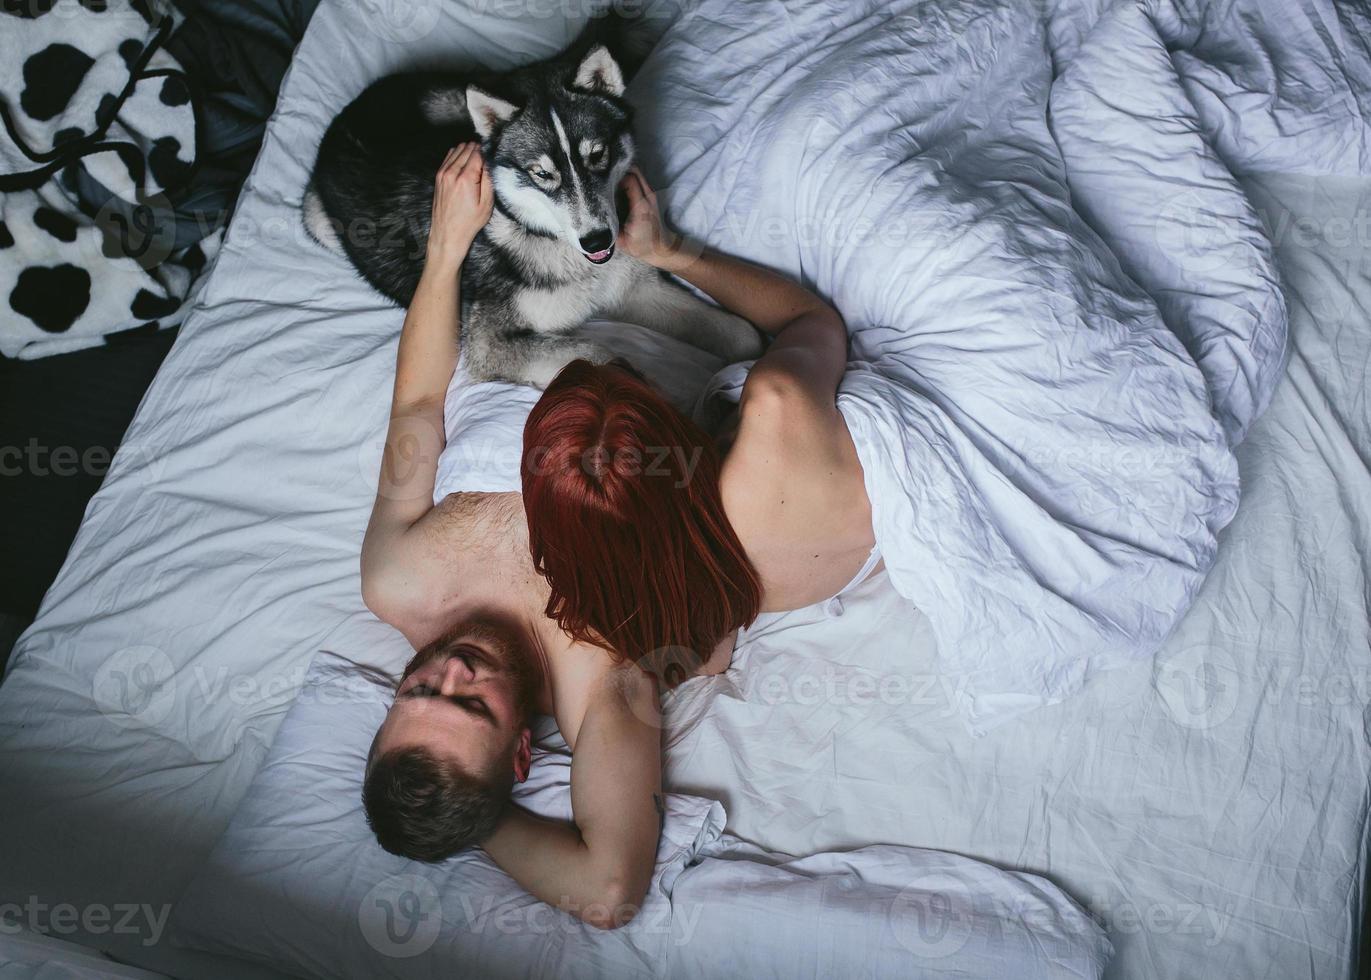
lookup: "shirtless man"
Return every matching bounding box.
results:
[358,143,663,931]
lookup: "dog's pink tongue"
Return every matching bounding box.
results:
[586,248,613,262]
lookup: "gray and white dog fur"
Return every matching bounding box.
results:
[304,28,761,387]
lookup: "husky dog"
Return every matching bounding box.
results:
[304,30,762,386]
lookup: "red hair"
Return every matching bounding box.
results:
[521,360,761,681]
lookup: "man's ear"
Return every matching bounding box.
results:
[573,44,625,97]
[512,727,532,783]
[466,86,520,139]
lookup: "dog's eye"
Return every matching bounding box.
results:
[586,145,606,168]
[528,166,556,182]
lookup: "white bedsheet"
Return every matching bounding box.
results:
[1,0,1369,977]
[170,653,1109,978]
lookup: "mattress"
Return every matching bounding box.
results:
[1,0,1369,977]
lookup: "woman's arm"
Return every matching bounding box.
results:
[481,667,663,930]
[616,169,847,402]
[360,143,493,624]
[618,170,873,598]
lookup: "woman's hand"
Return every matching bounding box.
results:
[426,142,493,271]
[617,168,687,271]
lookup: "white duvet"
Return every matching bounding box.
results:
[633,0,1288,731]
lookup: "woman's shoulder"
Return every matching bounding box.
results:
[722,368,849,503]
[721,370,873,573]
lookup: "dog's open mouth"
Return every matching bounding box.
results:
[583,245,615,264]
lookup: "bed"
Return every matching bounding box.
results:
[2,0,1369,977]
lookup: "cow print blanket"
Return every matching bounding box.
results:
[1,0,221,359]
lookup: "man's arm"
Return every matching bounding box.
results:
[360,143,492,624]
[481,668,663,930]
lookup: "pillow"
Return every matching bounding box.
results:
[170,652,724,980]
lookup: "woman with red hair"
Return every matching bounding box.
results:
[522,169,879,682]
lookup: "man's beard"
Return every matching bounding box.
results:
[400,617,539,721]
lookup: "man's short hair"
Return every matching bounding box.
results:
[362,745,513,860]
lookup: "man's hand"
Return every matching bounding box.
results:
[480,666,663,930]
[616,168,688,271]
[426,142,493,271]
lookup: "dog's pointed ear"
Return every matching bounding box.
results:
[572,44,625,97]
[466,86,520,139]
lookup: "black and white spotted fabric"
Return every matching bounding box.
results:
[1,0,221,358]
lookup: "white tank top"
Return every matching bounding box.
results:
[432,361,541,502]
[432,319,729,503]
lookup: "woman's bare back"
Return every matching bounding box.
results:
[719,373,877,613]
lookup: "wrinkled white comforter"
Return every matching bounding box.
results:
[634,0,1299,730]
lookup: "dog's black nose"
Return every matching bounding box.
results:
[579,230,614,254]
